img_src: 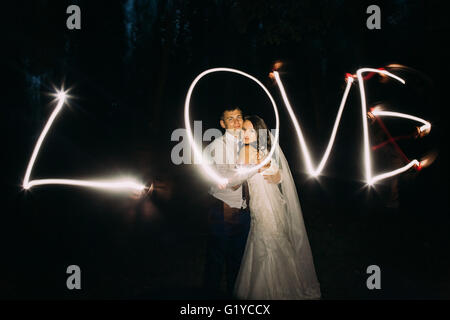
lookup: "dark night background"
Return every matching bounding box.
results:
[1,0,449,300]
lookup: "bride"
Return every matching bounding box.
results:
[233,115,321,300]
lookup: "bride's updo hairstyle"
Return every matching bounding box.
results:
[244,115,272,154]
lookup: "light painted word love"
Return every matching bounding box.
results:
[183,67,431,186]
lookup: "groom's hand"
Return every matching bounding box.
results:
[230,184,241,191]
[217,182,228,190]
[258,160,271,173]
[263,170,281,184]
[129,188,147,200]
[129,181,154,199]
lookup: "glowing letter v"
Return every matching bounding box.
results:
[273,71,354,177]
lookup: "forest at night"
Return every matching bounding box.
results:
[1,0,449,301]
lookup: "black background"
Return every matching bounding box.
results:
[1,0,449,300]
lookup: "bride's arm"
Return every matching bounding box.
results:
[258,153,282,184]
[226,146,258,188]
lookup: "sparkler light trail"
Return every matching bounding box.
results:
[370,110,412,165]
[184,68,280,185]
[273,67,431,186]
[367,108,431,184]
[356,68,429,185]
[273,71,354,177]
[370,110,431,133]
[24,178,147,191]
[23,89,146,193]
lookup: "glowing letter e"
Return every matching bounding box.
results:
[356,68,431,186]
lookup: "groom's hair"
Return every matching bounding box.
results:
[220,106,243,120]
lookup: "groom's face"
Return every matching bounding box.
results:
[220,109,243,136]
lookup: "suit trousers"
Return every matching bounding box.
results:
[203,197,251,296]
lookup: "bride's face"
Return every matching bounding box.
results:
[243,120,257,144]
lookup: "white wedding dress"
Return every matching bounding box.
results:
[233,145,321,300]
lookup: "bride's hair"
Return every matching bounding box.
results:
[244,115,272,153]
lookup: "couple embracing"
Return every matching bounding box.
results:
[202,106,321,300]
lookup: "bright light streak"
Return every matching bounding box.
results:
[23,89,146,192]
[274,67,431,186]
[273,71,354,177]
[184,68,280,185]
[56,90,67,101]
[356,68,406,186]
[369,160,419,185]
[367,109,431,185]
[355,68,429,186]
[371,110,431,132]
[24,178,146,191]
[419,151,438,169]
[23,92,67,189]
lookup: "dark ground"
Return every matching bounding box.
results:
[2,160,449,300]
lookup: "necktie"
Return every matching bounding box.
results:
[238,141,258,151]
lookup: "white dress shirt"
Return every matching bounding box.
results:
[203,131,246,209]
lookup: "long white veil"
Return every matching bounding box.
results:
[274,137,321,298]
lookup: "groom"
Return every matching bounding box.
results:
[202,106,280,297]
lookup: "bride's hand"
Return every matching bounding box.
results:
[263,170,281,184]
[257,152,271,173]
